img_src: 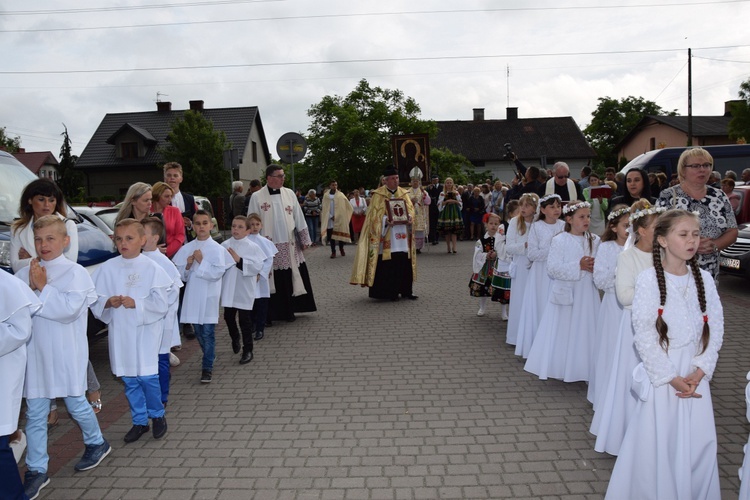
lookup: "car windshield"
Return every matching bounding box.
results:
[0,152,40,224]
[98,210,119,231]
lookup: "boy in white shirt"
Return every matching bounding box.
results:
[172,210,233,383]
[0,267,40,500]
[246,213,278,341]
[91,219,172,444]
[141,217,183,407]
[16,216,109,499]
[221,216,264,364]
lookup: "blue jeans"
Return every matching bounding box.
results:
[193,323,216,371]
[0,434,27,499]
[26,396,104,474]
[122,375,164,426]
[305,216,319,244]
[158,353,171,404]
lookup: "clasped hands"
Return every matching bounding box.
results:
[105,295,136,309]
[670,369,705,398]
[28,258,47,291]
[579,256,595,272]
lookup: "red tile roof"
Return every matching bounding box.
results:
[12,151,58,174]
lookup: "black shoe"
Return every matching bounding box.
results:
[152,417,168,439]
[286,314,296,322]
[416,249,421,254]
[124,424,150,443]
[254,331,264,341]
[240,351,254,365]
[265,320,273,328]
[405,295,419,300]
[182,324,196,340]
[231,339,240,354]
[391,297,400,302]
[201,371,212,383]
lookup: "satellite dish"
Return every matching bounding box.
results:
[276,132,307,164]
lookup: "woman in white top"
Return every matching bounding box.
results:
[10,179,78,273]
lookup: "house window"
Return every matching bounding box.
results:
[121,142,138,159]
[649,137,656,151]
[251,141,258,163]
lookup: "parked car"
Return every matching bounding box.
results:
[194,195,223,242]
[620,144,750,180]
[71,206,119,238]
[720,222,750,279]
[0,151,118,340]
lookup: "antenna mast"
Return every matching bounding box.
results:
[506,65,510,108]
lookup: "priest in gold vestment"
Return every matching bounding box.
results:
[350,167,418,300]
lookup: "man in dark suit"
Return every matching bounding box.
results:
[163,162,197,241]
[425,174,442,245]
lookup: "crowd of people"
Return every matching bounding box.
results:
[2,146,748,499]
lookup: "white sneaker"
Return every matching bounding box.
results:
[10,430,26,463]
[169,352,181,367]
[477,309,486,317]
[501,305,509,321]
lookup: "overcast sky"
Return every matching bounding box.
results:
[2,0,749,158]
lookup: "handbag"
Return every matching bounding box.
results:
[549,282,573,305]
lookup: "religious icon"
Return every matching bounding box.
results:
[392,134,430,184]
[385,198,409,225]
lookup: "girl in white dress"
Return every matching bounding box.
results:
[591,199,664,455]
[587,205,629,409]
[605,210,723,500]
[505,193,538,345]
[524,201,600,382]
[514,194,564,358]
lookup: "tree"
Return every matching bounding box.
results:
[301,79,437,191]
[584,96,677,168]
[158,110,231,198]
[0,126,21,153]
[728,78,750,143]
[430,147,474,186]
[57,124,84,202]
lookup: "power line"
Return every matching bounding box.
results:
[1,1,747,32]
[693,55,750,63]
[2,45,747,76]
[0,0,282,16]
[653,61,688,101]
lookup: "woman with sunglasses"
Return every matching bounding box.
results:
[655,147,738,280]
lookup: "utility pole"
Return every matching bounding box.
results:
[687,48,693,146]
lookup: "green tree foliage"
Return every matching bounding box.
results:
[159,110,231,198]
[430,147,475,186]
[301,79,437,192]
[0,127,22,153]
[728,78,750,143]
[584,96,677,168]
[57,124,84,202]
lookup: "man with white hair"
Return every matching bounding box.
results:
[229,181,245,218]
[742,168,750,184]
[709,171,721,189]
[543,162,584,202]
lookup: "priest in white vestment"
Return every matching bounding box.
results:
[247,165,317,322]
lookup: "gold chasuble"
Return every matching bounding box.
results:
[350,185,417,287]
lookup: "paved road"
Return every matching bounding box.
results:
[30,240,750,499]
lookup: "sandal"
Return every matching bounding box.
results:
[87,390,103,414]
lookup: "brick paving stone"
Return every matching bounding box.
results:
[26,240,750,499]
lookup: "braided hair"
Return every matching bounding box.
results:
[651,210,710,353]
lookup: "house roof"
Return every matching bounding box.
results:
[433,117,595,162]
[76,105,269,170]
[615,115,731,151]
[12,151,58,174]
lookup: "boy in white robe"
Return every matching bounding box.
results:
[247,213,278,341]
[15,216,110,498]
[221,216,264,364]
[0,269,40,500]
[173,210,234,383]
[141,217,183,407]
[91,219,172,444]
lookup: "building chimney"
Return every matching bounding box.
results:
[473,108,485,121]
[156,101,172,112]
[189,100,204,112]
[725,100,743,117]
[506,107,518,120]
